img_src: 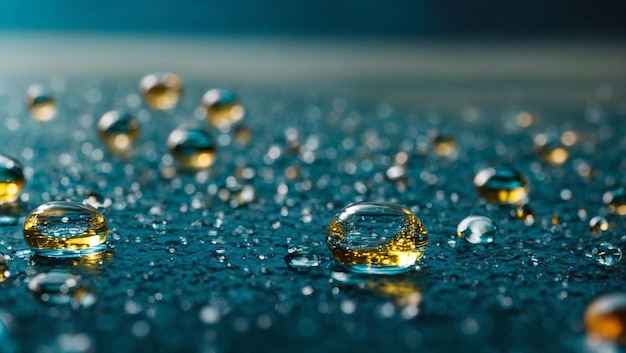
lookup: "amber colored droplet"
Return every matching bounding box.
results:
[139,73,183,110]
[167,127,217,169]
[473,166,529,204]
[585,293,626,344]
[26,85,57,122]
[534,133,569,165]
[433,135,457,158]
[97,111,140,154]
[202,89,244,130]
[326,202,428,275]
[0,154,25,204]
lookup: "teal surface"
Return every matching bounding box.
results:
[0,79,625,352]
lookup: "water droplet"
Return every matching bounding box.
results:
[97,111,140,154]
[589,216,609,236]
[585,293,626,344]
[588,242,622,266]
[82,192,112,209]
[26,85,56,122]
[139,72,183,110]
[0,154,25,205]
[433,135,457,158]
[284,251,320,270]
[534,134,569,165]
[23,201,109,258]
[603,188,626,216]
[167,127,217,169]
[457,216,497,244]
[0,256,10,283]
[326,202,428,275]
[233,125,253,146]
[473,166,528,204]
[202,89,244,130]
[28,270,96,308]
[218,181,256,207]
[512,203,535,225]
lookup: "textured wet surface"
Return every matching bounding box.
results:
[0,78,625,352]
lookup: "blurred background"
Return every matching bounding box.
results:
[0,0,625,103]
[1,0,625,38]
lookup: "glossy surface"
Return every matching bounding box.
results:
[202,89,244,130]
[167,127,217,169]
[473,166,529,204]
[23,201,108,258]
[326,202,428,274]
[97,111,140,154]
[139,72,183,110]
[456,215,497,244]
[0,154,25,204]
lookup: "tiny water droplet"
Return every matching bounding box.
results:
[284,251,320,270]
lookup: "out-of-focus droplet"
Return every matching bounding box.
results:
[589,216,609,236]
[28,270,97,308]
[473,166,529,204]
[202,89,244,130]
[139,72,183,110]
[516,111,534,128]
[456,215,497,244]
[26,85,57,122]
[326,202,428,275]
[512,203,535,225]
[23,201,108,258]
[167,127,217,169]
[365,279,422,307]
[585,293,626,344]
[97,111,140,154]
[0,256,10,283]
[603,188,626,216]
[218,181,256,207]
[588,242,622,266]
[534,133,569,165]
[233,125,252,146]
[284,251,320,270]
[560,130,578,147]
[0,154,25,205]
[82,192,112,209]
[433,135,457,158]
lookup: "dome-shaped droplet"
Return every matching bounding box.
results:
[167,127,217,169]
[97,111,140,154]
[473,166,529,204]
[603,188,626,216]
[534,133,569,165]
[0,256,10,283]
[433,134,457,158]
[28,270,96,308]
[202,89,244,130]
[23,201,109,258]
[326,202,428,275]
[0,154,25,205]
[26,85,57,122]
[588,242,622,266]
[139,72,183,110]
[284,251,320,270]
[457,215,497,244]
[589,216,609,236]
[585,293,626,344]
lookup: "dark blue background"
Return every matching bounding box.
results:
[1,0,625,37]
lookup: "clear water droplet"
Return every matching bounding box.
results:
[28,270,96,308]
[457,216,497,244]
[588,242,622,266]
[284,251,320,270]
